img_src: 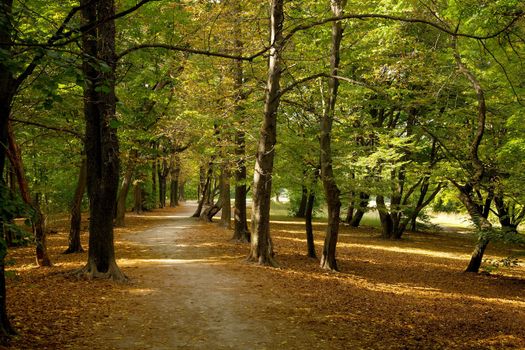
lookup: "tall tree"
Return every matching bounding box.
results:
[78,0,125,280]
[319,0,345,271]
[248,0,285,266]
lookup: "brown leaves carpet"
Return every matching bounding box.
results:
[5,203,525,349]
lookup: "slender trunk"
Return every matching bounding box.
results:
[319,0,344,271]
[64,156,87,254]
[453,37,491,273]
[7,122,51,266]
[79,0,125,280]
[248,0,284,267]
[344,191,354,224]
[296,184,308,218]
[231,26,250,241]
[169,156,180,207]
[158,159,169,208]
[178,180,185,202]
[350,192,369,228]
[33,193,50,266]
[220,164,231,228]
[114,152,136,227]
[151,158,157,209]
[305,169,319,259]
[133,180,143,214]
[193,163,212,217]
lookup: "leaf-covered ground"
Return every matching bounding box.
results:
[4,203,525,349]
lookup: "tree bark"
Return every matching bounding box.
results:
[193,162,212,217]
[79,0,125,281]
[376,195,394,239]
[169,155,180,207]
[231,24,250,241]
[349,192,369,227]
[219,163,231,228]
[494,195,519,233]
[453,37,491,273]
[6,122,51,266]
[305,169,319,259]
[178,180,185,202]
[158,159,170,208]
[0,1,17,340]
[151,157,157,209]
[248,0,284,267]
[296,184,308,218]
[64,156,87,254]
[319,0,344,271]
[114,151,136,227]
[133,180,143,214]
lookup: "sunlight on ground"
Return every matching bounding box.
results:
[341,242,471,260]
[278,236,471,260]
[132,215,191,219]
[127,288,156,295]
[365,280,525,308]
[117,258,221,266]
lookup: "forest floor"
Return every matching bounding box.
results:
[4,202,525,350]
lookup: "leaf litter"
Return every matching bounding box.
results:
[4,203,525,349]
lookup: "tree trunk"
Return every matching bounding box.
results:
[79,0,125,281]
[453,37,491,273]
[494,195,518,233]
[233,132,250,241]
[114,152,136,227]
[231,28,250,241]
[457,184,493,273]
[33,193,51,266]
[151,158,157,209]
[219,163,231,228]
[465,237,489,273]
[158,159,169,208]
[133,180,143,214]
[0,1,17,340]
[319,0,344,271]
[178,180,185,202]
[6,122,51,266]
[169,156,180,207]
[248,0,284,267]
[296,184,308,218]
[350,192,369,228]
[344,191,355,224]
[305,170,319,259]
[193,162,212,217]
[376,195,394,239]
[64,156,87,254]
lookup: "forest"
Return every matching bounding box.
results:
[1,0,525,348]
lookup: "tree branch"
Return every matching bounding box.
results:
[283,12,524,44]
[9,117,83,139]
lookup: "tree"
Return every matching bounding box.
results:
[248,0,285,266]
[318,0,345,271]
[78,0,125,280]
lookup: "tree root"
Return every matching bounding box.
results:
[73,260,128,283]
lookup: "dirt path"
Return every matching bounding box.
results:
[79,203,320,350]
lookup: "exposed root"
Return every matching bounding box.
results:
[320,256,339,272]
[246,254,280,268]
[74,260,128,283]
